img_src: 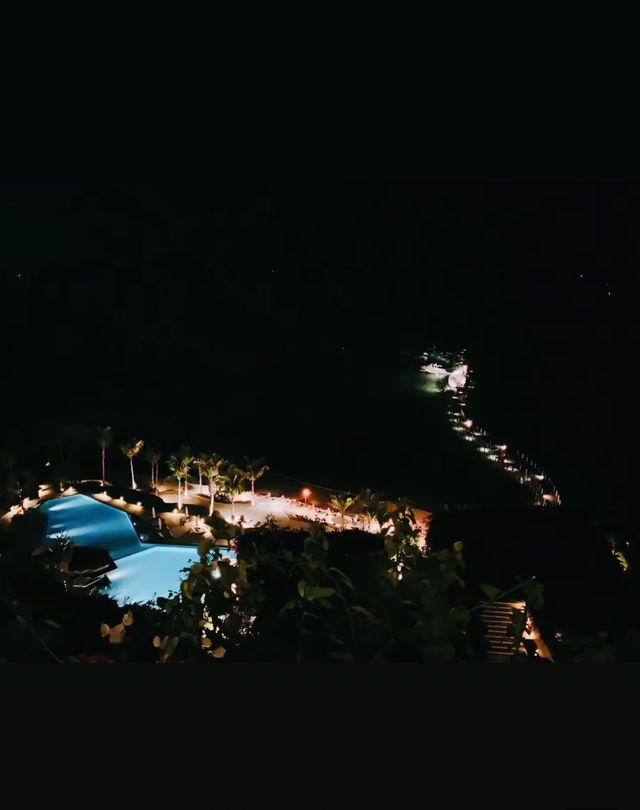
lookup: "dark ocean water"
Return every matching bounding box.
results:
[1,267,628,524]
[8,346,528,513]
[246,359,530,510]
[130,349,529,511]
[2,318,625,525]
[1,182,636,527]
[5,331,615,517]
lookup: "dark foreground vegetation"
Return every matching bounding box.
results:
[0,498,549,663]
[2,425,640,663]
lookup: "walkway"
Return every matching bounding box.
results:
[421,350,562,506]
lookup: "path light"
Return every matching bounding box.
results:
[463,419,473,428]
[302,488,311,505]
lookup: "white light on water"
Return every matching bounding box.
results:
[447,365,468,391]
[423,350,561,506]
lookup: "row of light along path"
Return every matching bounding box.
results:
[421,350,561,507]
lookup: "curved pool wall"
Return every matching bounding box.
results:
[41,495,145,560]
[40,494,234,605]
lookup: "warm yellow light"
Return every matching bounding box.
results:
[302,488,311,498]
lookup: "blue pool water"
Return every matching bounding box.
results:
[41,495,144,560]
[40,494,234,605]
[104,545,199,605]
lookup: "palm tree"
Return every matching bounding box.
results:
[97,426,113,486]
[193,455,208,496]
[166,451,194,510]
[244,458,269,503]
[329,491,355,529]
[219,463,248,521]
[202,453,225,516]
[120,439,144,490]
[177,445,193,499]
[145,446,162,491]
[166,455,182,508]
[355,487,381,532]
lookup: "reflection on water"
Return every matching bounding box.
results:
[416,374,448,396]
[40,494,235,606]
[41,494,142,560]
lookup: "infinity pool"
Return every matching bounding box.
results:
[40,494,234,605]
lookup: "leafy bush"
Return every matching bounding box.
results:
[123,501,481,663]
[0,516,159,662]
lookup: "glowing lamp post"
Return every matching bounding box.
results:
[302,488,311,506]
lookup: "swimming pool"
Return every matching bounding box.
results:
[41,495,145,560]
[103,545,200,605]
[40,494,234,605]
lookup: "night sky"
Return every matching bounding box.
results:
[1,41,638,521]
[0,181,635,514]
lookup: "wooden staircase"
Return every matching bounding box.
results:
[478,600,527,661]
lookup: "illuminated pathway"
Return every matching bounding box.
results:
[421,350,561,507]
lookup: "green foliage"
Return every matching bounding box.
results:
[203,510,235,540]
[115,503,480,663]
[1,459,605,664]
[120,438,144,460]
[244,458,269,493]
[218,464,248,498]
[329,492,355,528]
[0,516,159,662]
[166,451,195,503]
[354,488,381,531]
